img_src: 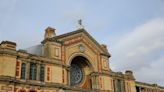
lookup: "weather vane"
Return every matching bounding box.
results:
[78,19,82,25]
[77,19,84,29]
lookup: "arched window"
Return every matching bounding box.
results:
[21,63,26,79]
[40,64,44,82]
[30,63,37,80]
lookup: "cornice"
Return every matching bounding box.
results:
[0,75,101,92]
[1,41,16,46]
[90,71,111,77]
[110,71,135,80]
[0,48,17,57]
[135,81,164,89]
[17,50,68,68]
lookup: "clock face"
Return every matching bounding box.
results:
[79,45,84,52]
[70,64,83,86]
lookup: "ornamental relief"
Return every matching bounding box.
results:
[63,35,99,54]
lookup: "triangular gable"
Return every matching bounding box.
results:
[52,29,110,57]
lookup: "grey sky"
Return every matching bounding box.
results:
[0,0,164,86]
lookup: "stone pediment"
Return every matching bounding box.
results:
[50,29,110,57]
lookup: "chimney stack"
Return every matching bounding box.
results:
[44,27,56,39]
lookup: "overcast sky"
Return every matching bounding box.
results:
[0,0,164,86]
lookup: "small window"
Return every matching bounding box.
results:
[54,48,59,57]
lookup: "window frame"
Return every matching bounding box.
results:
[29,63,37,80]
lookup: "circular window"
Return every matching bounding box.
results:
[70,64,83,86]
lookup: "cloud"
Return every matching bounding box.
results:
[135,57,164,85]
[110,18,164,86]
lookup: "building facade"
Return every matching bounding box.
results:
[0,27,164,92]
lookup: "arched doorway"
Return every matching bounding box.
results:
[70,56,92,88]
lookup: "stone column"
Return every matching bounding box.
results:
[91,75,96,89]
[26,62,30,80]
[114,80,118,92]
[121,80,124,92]
[66,67,70,86]
[139,87,141,92]
[37,63,40,81]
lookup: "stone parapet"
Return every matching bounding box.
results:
[0,41,16,50]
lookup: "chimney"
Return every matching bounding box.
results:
[44,27,56,39]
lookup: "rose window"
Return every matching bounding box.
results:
[70,64,83,86]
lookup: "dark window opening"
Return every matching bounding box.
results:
[118,80,122,92]
[136,86,140,92]
[30,63,37,80]
[40,64,44,82]
[21,63,26,79]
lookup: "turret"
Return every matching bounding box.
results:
[0,41,16,50]
[44,27,56,39]
[42,27,61,59]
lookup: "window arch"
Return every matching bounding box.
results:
[21,63,26,79]
[30,63,37,80]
